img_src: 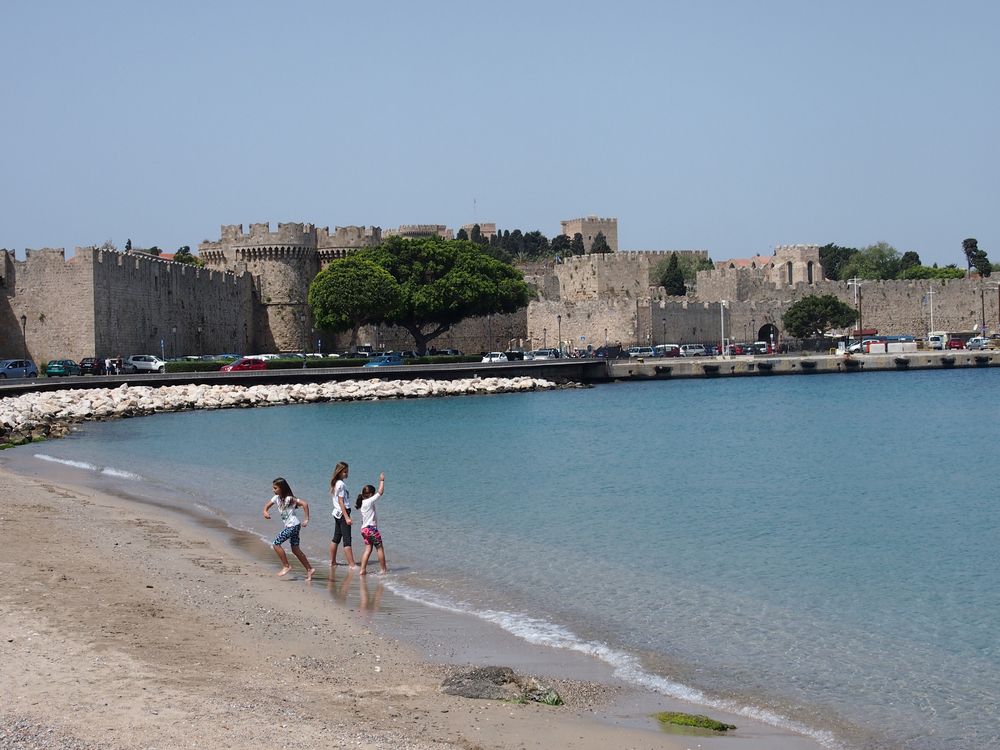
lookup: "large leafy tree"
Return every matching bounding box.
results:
[173,245,205,267]
[570,233,585,256]
[782,294,858,338]
[550,234,571,257]
[349,236,533,354]
[308,255,401,348]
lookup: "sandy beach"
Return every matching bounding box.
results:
[0,460,824,750]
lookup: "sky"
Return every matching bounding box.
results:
[2,0,997,267]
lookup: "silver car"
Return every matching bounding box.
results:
[124,354,166,373]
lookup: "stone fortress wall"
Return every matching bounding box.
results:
[5,215,998,364]
[1,247,255,364]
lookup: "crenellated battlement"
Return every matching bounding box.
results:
[233,246,316,262]
[317,225,382,248]
[219,222,318,248]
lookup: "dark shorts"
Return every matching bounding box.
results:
[361,526,383,549]
[332,509,352,546]
[273,524,301,547]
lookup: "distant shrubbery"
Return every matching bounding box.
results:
[164,355,478,374]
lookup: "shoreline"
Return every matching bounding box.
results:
[0,453,826,750]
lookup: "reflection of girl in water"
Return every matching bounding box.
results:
[359,574,384,612]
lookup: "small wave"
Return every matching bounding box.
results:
[385,579,844,750]
[34,454,99,471]
[101,467,142,480]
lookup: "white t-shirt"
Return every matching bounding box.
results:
[358,492,381,529]
[272,494,300,528]
[332,479,350,519]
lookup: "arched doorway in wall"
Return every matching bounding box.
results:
[758,323,780,350]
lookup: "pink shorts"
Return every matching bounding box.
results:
[361,526,383,548]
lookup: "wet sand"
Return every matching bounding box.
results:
[0,460,825,750]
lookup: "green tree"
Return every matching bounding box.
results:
[570,233,585,256]
[522,230,550,258]
[963,238,978,272]
[899,265,967,280]
[818,243,859,281]
[899,251,921,273]
[838,242,901,280]
[656,253,687,295]
[350,236,533,354]
[782,294,858,338]
[470,224,487,246]
[590,231,612,254]
[308,255,401,349]
[550,234,571,258]
[173,246,204,267]
[455,227,469,241]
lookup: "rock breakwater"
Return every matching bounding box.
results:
[0,376,558,446]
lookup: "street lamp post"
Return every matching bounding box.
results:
[557,315,562,356]
[604,328,608,350]
[171,325,177,359]
[20,314,27,361]
[197,325,203,356]
[543,327,547,349]
[299,314,307,368]
[720,301,727,357]
[847,278,864,340]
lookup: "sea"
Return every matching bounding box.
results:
[4,368,998,750]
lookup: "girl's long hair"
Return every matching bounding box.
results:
[355,484,376,510]
[330,461,349,492]
[272,477,293,500]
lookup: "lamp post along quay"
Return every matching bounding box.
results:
[557,314,562,356]
[847,278,865,338]
[20,314,27,361]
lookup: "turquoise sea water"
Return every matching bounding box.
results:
[8,369,1000,750]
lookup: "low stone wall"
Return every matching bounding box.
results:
[0,377,557,446]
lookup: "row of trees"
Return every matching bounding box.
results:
[308,236,533,354]
[455,224,613,263]
[653,253,716,295]
[820,240,992,281]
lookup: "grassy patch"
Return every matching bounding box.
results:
[654,712,736,732]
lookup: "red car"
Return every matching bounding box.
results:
[220,357,267,372]
[945,338,965,350]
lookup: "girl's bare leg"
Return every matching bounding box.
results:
[291,546,315,580]
[344,544,357,569]
[329,541,339,567]
[376,546,387,574]
[359,544,373,575]
[273,544,291,576]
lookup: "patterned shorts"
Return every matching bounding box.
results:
[273,524,301,547]
[361,526,383,549]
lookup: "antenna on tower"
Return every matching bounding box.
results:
[473,197,477,221]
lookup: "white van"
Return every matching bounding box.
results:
[927,331,948,350]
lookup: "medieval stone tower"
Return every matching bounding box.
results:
[560,216,619,252]
[199,222,382,352]
[200,223,319,352]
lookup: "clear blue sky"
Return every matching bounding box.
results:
[2,0,997,267]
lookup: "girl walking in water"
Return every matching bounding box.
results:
[329,461,357,569]
[356,472,389,575]
[262,477,315,580]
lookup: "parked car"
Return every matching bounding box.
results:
[679,344,707,357]
[46,359,82,376]
[363,353,404,367]
[628,346,655,358]
[78,357,105,375]
[653,344,681,358]
[703,344,719,356]
[529,348,561,360]
[124,354,166,373]
[593,344,626,359]
[220,357,267,372]
[0,359,38,378]
[481,352,508,363]
[945,338,965,350]
[503,350,527,361]
[965,336,989,350]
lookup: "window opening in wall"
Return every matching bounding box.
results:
[786,262,793,284]
[807,261,814,284]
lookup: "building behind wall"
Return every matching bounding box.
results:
[560,216,618,252]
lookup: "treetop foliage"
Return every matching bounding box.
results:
[782,294,858,338]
